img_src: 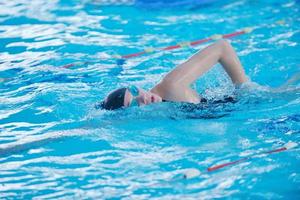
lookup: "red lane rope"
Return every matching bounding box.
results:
[62,61,89,69]
[122,51,146,59]
[62,63,76,69]
[120,29,250,60]
[207,146,290,172]
[222,30,246,38]
[183,142,297,179]
[60,28,253,69]
[207,157,248,172]
[190,38,212,46]
[263,147,287,154]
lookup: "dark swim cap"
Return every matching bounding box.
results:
[97,87,127,110]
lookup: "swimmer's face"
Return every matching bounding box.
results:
[124,87,162,107]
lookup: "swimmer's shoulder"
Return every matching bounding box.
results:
[150,83,164,102]
[151,82,201,104]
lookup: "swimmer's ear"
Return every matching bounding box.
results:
[95,101,105,109]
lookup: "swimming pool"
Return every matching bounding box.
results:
[0,0,300,198]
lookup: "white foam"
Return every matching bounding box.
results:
[183,168,201,179]
[284,141,298,150]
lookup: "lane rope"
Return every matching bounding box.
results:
[60,19,286,69]
[0,19,287,81]
[62,61,89,69]
[118,27,254,60]
[59,27,254,69]
[183,141,298,179]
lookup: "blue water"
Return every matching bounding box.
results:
[1,0,300,199]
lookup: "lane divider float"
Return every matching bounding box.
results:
[0,19,287,82]
[183,141,298,179]
[60,19,286,68]
[119,27,254,60]
[62,27,254,68]
[62,61,89,69]
[60,27,255,68]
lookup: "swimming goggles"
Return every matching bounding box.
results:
[128,85,139,107]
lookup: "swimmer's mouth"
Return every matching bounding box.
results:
[151,96,155,103]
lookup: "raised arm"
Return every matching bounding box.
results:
[162,40,248,87]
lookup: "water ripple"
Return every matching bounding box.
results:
[0,0,300,199]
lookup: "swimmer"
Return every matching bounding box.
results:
[100,39,248,110]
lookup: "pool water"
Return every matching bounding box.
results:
[1,0,300,199]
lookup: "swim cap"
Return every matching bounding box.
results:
[98,87,127,110]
